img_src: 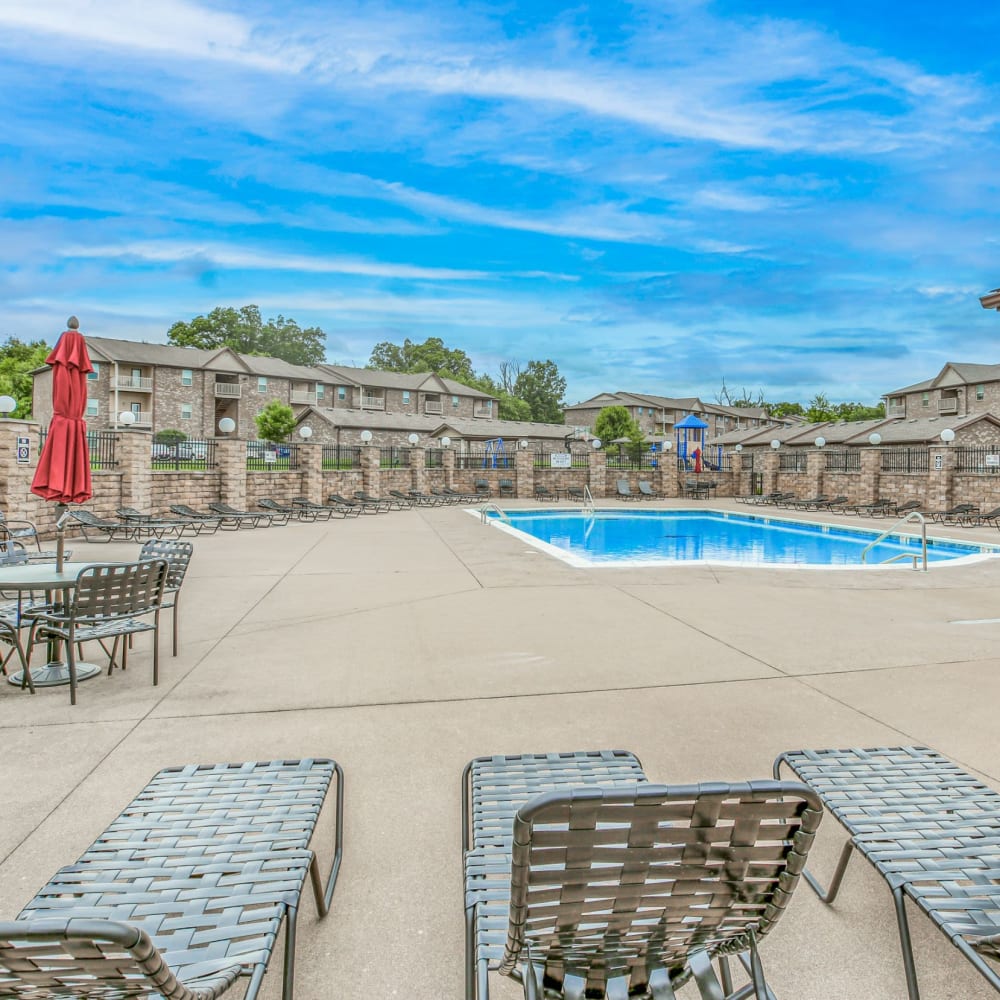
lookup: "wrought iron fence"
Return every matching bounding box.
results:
[955,445,1000,474]
[606,452,660,470]
[322,444,361,469]
[456,450,516,470]
[247,440,300,470]
[379,446,407,468]
[151,438,217,471]
[425,448,444,468]
[41,428,118,470]
[880,448,929,473]
[824,449,861,473]
[778,452,808,472]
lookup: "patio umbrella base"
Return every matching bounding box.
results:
[8,661,102,687]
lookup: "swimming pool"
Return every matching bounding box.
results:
[481,509,998,568]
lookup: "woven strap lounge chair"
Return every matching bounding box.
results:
[616,480,640,500]
[255,499,296,524]
[774,745,1000,999]
[498,480,515,497]
[0,758,342,1000]
[69,509,137,542]
[637,480,660,499]
[387,490,416,508]
[208,503,271,528]
[474,480,491,498]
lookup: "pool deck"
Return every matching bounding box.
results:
[2,497,1000,999]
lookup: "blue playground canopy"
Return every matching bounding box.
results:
[674,414,709,462]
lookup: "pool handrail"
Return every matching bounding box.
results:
[480,502,511,524]
[860,511,927,571]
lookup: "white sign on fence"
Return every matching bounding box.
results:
[934,454,943,471]
[15,435,30,464]
[986,454,1000,467]
[549,453,572,468]
[264,450,277,464]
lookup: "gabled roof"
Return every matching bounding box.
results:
[317,363,494,399]
[885,362,1000,397]
[564,390,772,421]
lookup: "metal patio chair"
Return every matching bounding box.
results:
[208,502,273,528]
[25,559,168,704]
[616,479,640,500]
[257,498,302,524]
[0,610,31,692]
[290,496,351,519]
[0,514,71,562]
[139,538,194,657]
[69,508,137,542]
[0,757,343,1000]
[637,479,661,499]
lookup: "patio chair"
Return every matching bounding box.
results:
[928,502,978,524]
[566,486,585,501]
[0,514,71,562]
[813,495,850,511]
[616,479,640,500]
[139,538,194,657]
[0,609,31,692]
[498,479,515,497]
[25,559,167,704]
[387,490,417,509]
[967,505,1000,527]
[407,490,443,506]
[347,491,389,512]
[682,479,710,499]
[783,494,829,509]
[116,506,191,538]
[883,499,921,518]
[256,499,297,524]
[534,484,557,501]
[637,479,661,499]
[209,502,273,528]
[774,745,1000,1000]
[0,757,343,1000]
[431,488,462,505]
[69,508,137,542]
[169,504,228,531]
[358,489,406,510]
[474,479,491,498]
[443,487,477,502]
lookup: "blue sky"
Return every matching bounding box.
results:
[1,0,999,405]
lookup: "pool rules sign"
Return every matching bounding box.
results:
[15,435,30,464]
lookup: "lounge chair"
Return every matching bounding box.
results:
[637,479,660,499]
[616,479,639,500]
[170,504,230,530]
[756,491,795,505]
[431,488,462,505]
[474,479,491,498]
[813,495,849,510]
[407,490,443,506]
[116,506,197,538]
[928,502,978,524]
[565,486,585,501]
[783,494,829,509]
[884,499,921,518]
[739,491,783,505]
[256,499,297,524]
[464,749,822,1000]
[775,745,1000,1000]
[0,758,342,1000]
[208,502,272,528]
[682,479,710,499]
[841,498,891,517]
[357,489,406,510]
[442,487,476,502]
[69,508,136,542]
[326,492,372,514]
[967,505,1000,527]
[498,479,515,497]
[388,490,417,509]
[534,484,557,501]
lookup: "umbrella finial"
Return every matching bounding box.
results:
[66,316,79,330]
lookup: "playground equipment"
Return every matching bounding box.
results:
[482,438,512,468]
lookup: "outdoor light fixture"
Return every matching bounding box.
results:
[770,439,781,449]
[663,440,672,451]
[0,395,16,416]
[440,436,451,448]
[868,432,882,446]
[940,428,956,444]
[519,439,529,449]
[814,436,826,448]
[298,426,313,440]
[407,433,419,446]
[734,444,743,453]
[218,417,236,434]
[118,411,136,426]
[360,429,373,443]
[591,438,602,449]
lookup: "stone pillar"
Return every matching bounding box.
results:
[116,429,153,512]
[360,444,379,494]
[0,419,43,527]
[409,446,427,493]
[216,437,247,508]
[442,446,455,491]
[762,448,779,496]
[859,448,880,505]
[806,449,824,498]
[660,449,679,498]
[588,446,606,498]
[926,446,954,512]
[299,442,323,504]
[515,446,534,498]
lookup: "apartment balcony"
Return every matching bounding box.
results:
[126,411,152,427]
[424,400,443,415]
[887,404,906,417]
[290,390,317,405]
[115,375,152,391]
[473,403,493,418]
[214,382,242,398]
[361,395,385,410]
[938,398,959,415]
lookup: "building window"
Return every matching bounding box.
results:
[85,399,98,417]
[922,392,929,407]
[338,386,346,401]
[977,384,985,400]
[257,377,268,393]
[87,363,100,381]
[452,395,459,408]
[316,384,324,399]
[402,391,410,404]
[181,369,193,386]
[181,404,192,420]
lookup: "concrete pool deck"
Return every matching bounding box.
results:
[2,497,1000,999]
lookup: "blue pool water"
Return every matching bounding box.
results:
[484,509,996,567]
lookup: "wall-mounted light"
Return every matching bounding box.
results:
[814,436,826,448]
[770,439,781,450]
[0,395,16,416]
[360,429,373,443]
[218,417,236,434]
[868,432,882,446]
[519,439,529,449]
[440,436,451,448]
[407,433,419,446]
[940,428,955,444]
[298,426,313,440]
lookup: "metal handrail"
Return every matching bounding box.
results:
[583,485,595,516]
[861,511,927,571]
[480,502,511,524]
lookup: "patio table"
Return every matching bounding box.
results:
[0,562,102,688]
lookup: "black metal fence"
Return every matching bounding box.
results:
[606,452,660,470]
[379,446,407,468]
[322,444,360,469]
[41,428,118,471]
[824,449,861,473]
[151,439,217,471]
[456,450,516,470]
[247,440,300,471]
[425,448,444,468]
[778,452,808,472]
[955,445,1000,474]
[881,448,929,473]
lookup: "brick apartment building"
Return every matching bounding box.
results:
[882,362,1000,422]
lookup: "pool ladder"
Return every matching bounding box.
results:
[860,511,927,571]
[583,485,595,516]
[480,501,511,524]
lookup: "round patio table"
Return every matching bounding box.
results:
[0,562,102,687]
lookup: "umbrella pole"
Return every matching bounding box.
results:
[55,503,67,573]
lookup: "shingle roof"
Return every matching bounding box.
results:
[317,364,493,399]
[885,362,1000,397]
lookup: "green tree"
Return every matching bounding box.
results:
[593,406,641,447]
[154,428,187,444]
[513,360,567,423]
[833,401,886,421]
[805,393,834,422]
[255,400,296,444]
[768,401,805,418]
[0,337,50,418]
[168,305,326,366]
[367,336,477,382]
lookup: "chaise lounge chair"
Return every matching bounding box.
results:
[637,479,661,499]
[69,508,137,542]
[117,506,204,538]
[170,504,232,530]
[256,499,297,524]
[616,479,640,500]
[0,757,343,1000]
[966,505,1000,527]
[463,749,823,1000]
[565,485,585,501]
[534,484,557,501]
[357,489,405,510]
[387,490,416,509]
[928,502,978,524]
[208,502,273,528]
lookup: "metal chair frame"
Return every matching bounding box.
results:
[139,539,194,657]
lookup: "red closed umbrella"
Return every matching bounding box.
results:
[32,320,93,506]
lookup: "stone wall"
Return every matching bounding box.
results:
[151,471,221,515]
